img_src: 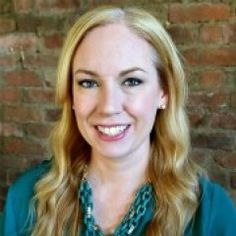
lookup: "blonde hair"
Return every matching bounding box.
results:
[31,6,202,236]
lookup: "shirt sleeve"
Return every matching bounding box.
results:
[1,161,50,236]
[2,186,18,236]
[185,178,236,236]
[208,182,236,236]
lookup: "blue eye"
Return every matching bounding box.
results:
[123,78,143,87]
[78,79,98,88]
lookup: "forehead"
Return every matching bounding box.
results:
[72,23,157,71]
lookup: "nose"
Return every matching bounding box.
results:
[97,82,123,116]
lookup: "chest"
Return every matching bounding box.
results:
[79,180,154,235]
[93,189,135,233]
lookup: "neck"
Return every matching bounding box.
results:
[87,149,150,193]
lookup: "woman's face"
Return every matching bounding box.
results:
[72,23,167,160]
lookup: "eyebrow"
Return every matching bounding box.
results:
[74,67,147,77]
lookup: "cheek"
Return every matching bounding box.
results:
[73,96,93,140]
[127,92,158,118]
[73,94,94,118]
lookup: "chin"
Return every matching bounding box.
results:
[93,147,132,160]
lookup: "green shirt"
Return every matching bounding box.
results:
[2,161,236,235]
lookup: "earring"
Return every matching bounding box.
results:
[159,104,166,110]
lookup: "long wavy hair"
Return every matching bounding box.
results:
[31,6,203,236]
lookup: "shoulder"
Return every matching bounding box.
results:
[189,177,236,236]
[6,160,51,212]
[199,177,235,212]
[6,160,51,208]
[2,160,50,235]
[8,160,50,201]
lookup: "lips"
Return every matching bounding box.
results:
[97,125,129,137]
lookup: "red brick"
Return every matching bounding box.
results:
[4,137,46,155]
[0,87,21,102]
[44,34,64,49]
[42,69,57,87]
[23,157,45,168]
[35,0,80,10]
[230,174,236,189]
[199,48,236,66]
[25,123,53,138]
[0,169,6,185]
[206,162,228,187]
[231,93,236,108]
[0,183,7,198]
[24,55,58,68]
[4,105,43,122]
[1,155,29,169]
[222,23,236,44]
[17,15,38,32]
[0,198,5,211]
[190,148,209,167]
[167,25,195,44]
[5,158,44,184]
[185,47,236,67]
[182,48,200,65]
[37,16,67,33]
[5,70,42,87]
[2,122,23,137]
[0,17,16,34]
[24,89,55,104]
[188,111,206,128]
[0,55,16,67]
[199,70,224,89]
[191,132,234,151]
[0,0,12,13]
[189,92,228,108]
[214,151,236,169]
[0,34,38,51]
[210,112,236,129]
[13,0,33,12]
[169,3,230,23]
[200,25,223,43]
[0,90,4,101]
[45,108,61,122]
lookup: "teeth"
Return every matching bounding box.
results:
[97,125,128,136]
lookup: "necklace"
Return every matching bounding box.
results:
[78,174,153,236]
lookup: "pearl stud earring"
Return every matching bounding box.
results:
[159,104,166,110]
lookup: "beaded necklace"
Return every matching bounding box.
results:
[78,174,153,236]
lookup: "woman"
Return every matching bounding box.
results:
[3,6,236,236]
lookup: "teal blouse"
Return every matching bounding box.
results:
[2,161,236,236]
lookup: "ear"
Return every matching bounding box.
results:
[158,92,168,109]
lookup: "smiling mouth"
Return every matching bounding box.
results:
[97,125,130,137]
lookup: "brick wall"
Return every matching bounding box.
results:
[0,0,235,211]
